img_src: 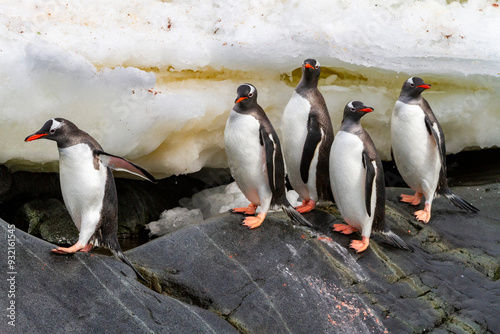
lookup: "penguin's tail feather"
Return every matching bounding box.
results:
[109,240,147,283]
[379,230,414,251]
[282,198,312,227]
[442,187,479,213]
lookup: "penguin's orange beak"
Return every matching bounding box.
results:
[235,96,248,104]
[417,84,431,89]
[304,63,314,69]
[25,133,48,142]
[359,107,374,113]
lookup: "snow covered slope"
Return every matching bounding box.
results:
[1,0,499,177]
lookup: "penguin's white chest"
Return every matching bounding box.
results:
[330,131,375,234]
[224,111,271,206]
[391,101,441,194]
[58,143,107,230]
[281,92,318,199]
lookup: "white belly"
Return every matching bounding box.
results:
[391,101,440,196]
[59,143,107,243]
[281,92,318,200]
[224,111,272,208]
[329,131,375,237]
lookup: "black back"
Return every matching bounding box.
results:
[296,59,334,201]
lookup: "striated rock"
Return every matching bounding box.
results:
[127,184,500,333]
[129,211,389,333]
[0,219,237,334]
[1,184,499,333]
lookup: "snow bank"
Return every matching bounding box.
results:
[148,182,302,237]
[146,207,204,237]
[180,182,302,219]
[1,0,499,176]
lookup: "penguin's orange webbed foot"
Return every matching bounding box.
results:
[231,204,257,215]
[295,199,316,214]
[79,244,94,253]
[51,242,85,254]
[333,224,358,235]
[350,236,370,253]
[400,192,423,206]
[242,213,266,229]
[414,203,431,223]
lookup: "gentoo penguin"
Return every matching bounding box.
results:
[281,59,334,213]
[25,118,157,281]
[224,84,312,229]
[391,77,478,223]
[330,101,412,253]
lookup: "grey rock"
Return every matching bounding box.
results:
[0,219,237,334]
[128,211,395,333]
[18,198,78,246]
[2,183,499,334]
[127,184,500,334]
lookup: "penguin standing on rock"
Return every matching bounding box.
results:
[25,118,157,281]
[330,101,413,253]
[281,59,334,213]
[391,77,478,223]
[224,84,312,229]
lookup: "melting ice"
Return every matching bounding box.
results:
[1,0,499,177]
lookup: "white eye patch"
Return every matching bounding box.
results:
[50,119,63,132]
[407,77,414,85]
[347,101,355,109]
[246,84,256,95]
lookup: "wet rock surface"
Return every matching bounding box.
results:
[1,183,499,333]
[0,219,237,334]
[127,183,500,334]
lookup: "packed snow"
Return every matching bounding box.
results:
[1,0,499,177]
[147,181,302,237]
[146,207,204,237]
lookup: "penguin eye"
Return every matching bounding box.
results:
[350,108,356,112]
[315,64,319,69]
[248,93,253,98]
[50,129,56,134]
[410,83,415,87]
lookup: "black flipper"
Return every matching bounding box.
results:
[423,116,478,213]
[300,113,322,184]
[260,126,277,193]
[424,116,446,176]
[363,151,375,217]
[282,198,312,227]
[96,150,157,183]
[379,229,414,251]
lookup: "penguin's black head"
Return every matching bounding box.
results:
[299,59,321,87]
[342,101,374,123]
[234,83,257,106]
[25,118,77,144]
[303,59,320,73]
[400,77,431,99]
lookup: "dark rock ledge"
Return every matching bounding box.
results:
[1,183,499,333]
[0,218,237,334]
